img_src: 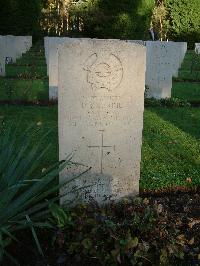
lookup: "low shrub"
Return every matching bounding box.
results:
[48,198,186,266]
[145,97,191,108]
[0,122,74,264]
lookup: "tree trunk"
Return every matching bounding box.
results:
[60,0,71,35]
[160,17,163,41]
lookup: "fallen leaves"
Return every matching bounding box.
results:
[155,203,163,214]
[37,121,42,126]
[188,219,200,229]
[186,177,192,183]
[188,237,195,245]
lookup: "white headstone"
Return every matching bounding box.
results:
[5,35,17,62]
[128,40,146,46]
[180,42,187,66]
[145,41,175,99]
[58,38,146,204]
[17,36,32,54]
[0,35,32,76]
[195,43,200,54]
[172,44,180,77]
[48,37,92,100]
[0,36,6,76]
[48,37,70,99]
[6,35,32,63]
[171,42,187,77]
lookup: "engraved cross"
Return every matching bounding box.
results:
[88,130,115,174]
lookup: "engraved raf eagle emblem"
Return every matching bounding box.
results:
[83,53,123,92]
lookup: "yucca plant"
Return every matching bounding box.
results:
[0,121,75,264]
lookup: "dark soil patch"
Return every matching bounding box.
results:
[3,191,200,266]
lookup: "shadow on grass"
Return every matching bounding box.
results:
[141,108,200,190]
[0,105,59,171]
[149,107,200,141]
[172,81,200,102]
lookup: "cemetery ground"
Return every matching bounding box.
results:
[1,113,200,265]
[1,46,200,265]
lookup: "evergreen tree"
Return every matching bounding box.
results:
[70,0,155,39]
[166,0,200,45]
[0,0,42,38]
[16,0,42,36]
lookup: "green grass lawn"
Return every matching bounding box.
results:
[0,43,48,101]
[16,57,46,65]
[176,51,200,81]
[171,51,200,102]
[177,70,200,80]
[0,105,58,169]
[0,105,199,191]
[5,65,47,78]
[141,107,200,190]
[172,81,200,102]
[180,50,200,70]
[0,78,48,101]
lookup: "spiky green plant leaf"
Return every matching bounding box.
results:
[0,122,80,263]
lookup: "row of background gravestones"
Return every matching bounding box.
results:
[0,35,32,76]
[0,36,198,204]
[44,37,187,100]
[56,39,200,204]
[0,36,194,204]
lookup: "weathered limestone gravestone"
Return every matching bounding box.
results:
[47,38,145,100]
[44,37,60,76]
[171,42,182,78]
[180,42,187,65]
[128,40,146,46]
[0,35,32,76]
[58,38,146,204]
[145,41,187,99]
[171,42,187,77]
[6,35,32,63]
[5,36,17,63]
[48,37,70,99]
[47,37,91,100]
[0,36,6,76]
[15,36,32,58]
[146,41,173,99]
[195,43,200,54]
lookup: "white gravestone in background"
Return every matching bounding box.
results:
[0,36,6,76]
[5,35,30,63]
[195,43,200,54]
[48,37,70,99]
[15,36,32,58]
[146,41,175,99]
[179,42,187,66]
[44,37,62,75]
[58,39,146,204]
[0,35,32,76]
[145,41,187,98]
[48,37,91,100]
[5,36,17,62]
[171,42,187,77]
[171,42,181,77]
